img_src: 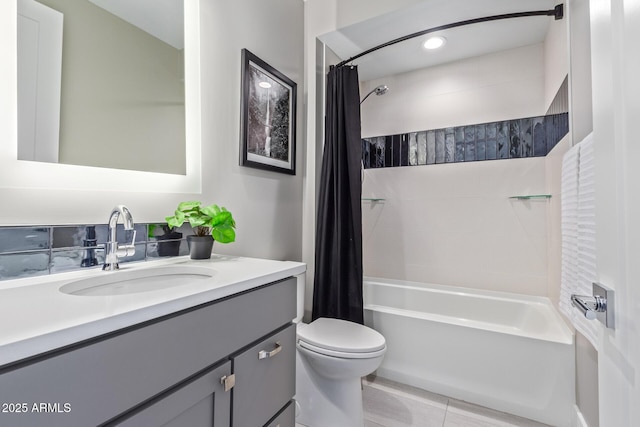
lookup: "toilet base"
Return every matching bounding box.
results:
[295,350,365,427]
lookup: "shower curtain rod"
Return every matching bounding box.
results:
[336,4,564,68]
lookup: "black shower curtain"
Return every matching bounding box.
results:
[312,65,364,324]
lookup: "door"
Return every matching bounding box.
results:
[112,362,232,427]
[17,0,62,163]
[590,0,640,425]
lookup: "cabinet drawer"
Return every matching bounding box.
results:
[233,324,296,427]
[265,400,295,427]
[0,278,296,427]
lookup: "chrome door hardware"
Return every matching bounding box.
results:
[220,374,235,392]
[258,342,282,359]
[571,282,615,329]
[571,294,606,320]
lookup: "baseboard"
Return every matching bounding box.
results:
[574,405,589,427]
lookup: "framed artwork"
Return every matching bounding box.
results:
[239,49,297,175]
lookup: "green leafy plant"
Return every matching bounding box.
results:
[165,201,236,243]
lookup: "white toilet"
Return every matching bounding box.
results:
[294,275,386,427]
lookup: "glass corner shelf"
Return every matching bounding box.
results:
[509,194,552,200]
[362,197,385,202]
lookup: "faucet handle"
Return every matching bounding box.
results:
[116,230,136,257]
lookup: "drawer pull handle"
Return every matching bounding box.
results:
[258,341,282,359]
[220,374,235,392]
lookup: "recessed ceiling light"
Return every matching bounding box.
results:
[423,36,446,50]
[259,81,272,89]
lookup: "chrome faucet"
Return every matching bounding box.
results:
[103,205,136,271]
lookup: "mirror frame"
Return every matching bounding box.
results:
[1,0,201,194]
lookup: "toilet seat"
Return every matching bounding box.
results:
[297,318,386,359]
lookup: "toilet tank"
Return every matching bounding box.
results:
[294,273,305,323]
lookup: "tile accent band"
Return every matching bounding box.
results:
[362,112,569,169]
[0,223,194,281]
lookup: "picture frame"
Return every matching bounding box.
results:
[239,49,297,175]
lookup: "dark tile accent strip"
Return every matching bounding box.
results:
[497,121,509,159]
[384,136,393,166]
[533,117,546,157]
[400,134,409,166]
[362,111,569,170]
[464,126,476,162]
[408,133,418,166]
[418,132,427,165]
[391,135,401,167]
[475,124,486,161]
[454,127,464,162]
[444,128,454,163]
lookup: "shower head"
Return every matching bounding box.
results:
[360,84,389,104]
[374,85,389,95]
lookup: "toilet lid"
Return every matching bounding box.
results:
[297,318,386,354]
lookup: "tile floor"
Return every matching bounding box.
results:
[361,376,550,427]
[296,375,550,427]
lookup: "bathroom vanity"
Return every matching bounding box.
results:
[0,256,305,426]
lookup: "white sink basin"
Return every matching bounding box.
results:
[59,265,216,296]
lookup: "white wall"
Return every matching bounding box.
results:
[197,0,304,261]
[335,0,424,29]
[0,0,305,262]
[545,136,571,304]
[362,160,549,295]
[361,43,546,137]
[544,6,569,110]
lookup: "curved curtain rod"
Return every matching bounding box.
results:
[336,4,564,68]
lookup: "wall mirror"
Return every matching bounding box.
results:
[2,0,201,193]
[319,0,567,145]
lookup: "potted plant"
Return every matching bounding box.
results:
[165,201,236,259]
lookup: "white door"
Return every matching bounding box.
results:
[17,0,63,163]
[591,0,640,425]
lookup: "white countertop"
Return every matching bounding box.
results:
[0,255,306,367]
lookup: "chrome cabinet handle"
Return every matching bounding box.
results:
[258,341,282,359]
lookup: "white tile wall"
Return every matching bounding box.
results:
[544,136,571,306]
[361,44,546,138]
[362,158,550,296]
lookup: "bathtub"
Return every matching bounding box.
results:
[363,277,575,427]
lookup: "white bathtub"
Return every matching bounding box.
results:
[363,277,575,427]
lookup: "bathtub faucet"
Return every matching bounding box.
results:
[103,205,136,271]
[570,282,615,329]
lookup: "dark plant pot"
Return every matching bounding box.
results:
[187,235,214,260]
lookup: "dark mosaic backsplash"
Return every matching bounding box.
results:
[361,112,569,169]
[0,223,194,281]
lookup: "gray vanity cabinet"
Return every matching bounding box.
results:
[0,277,297,427]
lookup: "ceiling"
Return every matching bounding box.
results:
[88,0,184,49]
[319,0,558,81]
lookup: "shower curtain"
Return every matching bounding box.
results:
[312,65,364,324]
